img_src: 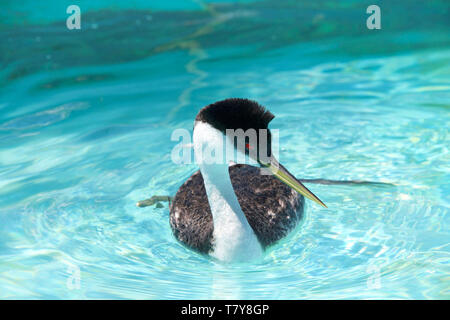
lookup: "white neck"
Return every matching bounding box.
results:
[193,122,263,262]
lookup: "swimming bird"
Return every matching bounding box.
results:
[138,98,329,262]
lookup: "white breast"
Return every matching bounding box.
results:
[193,121,263,262]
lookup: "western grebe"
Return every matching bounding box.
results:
[139,98,330,262]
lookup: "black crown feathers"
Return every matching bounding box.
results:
[195,98,275,133]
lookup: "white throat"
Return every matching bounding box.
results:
[193,121,263,262]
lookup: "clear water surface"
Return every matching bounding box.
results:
[0,0,449,299]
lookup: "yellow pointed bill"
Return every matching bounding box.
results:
[260,158,327,208]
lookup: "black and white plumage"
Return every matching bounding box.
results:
[164,98,326,262]
[170,164,304,254]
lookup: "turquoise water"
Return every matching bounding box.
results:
[0,0,449,299]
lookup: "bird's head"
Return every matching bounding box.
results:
[193,98,326,208]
